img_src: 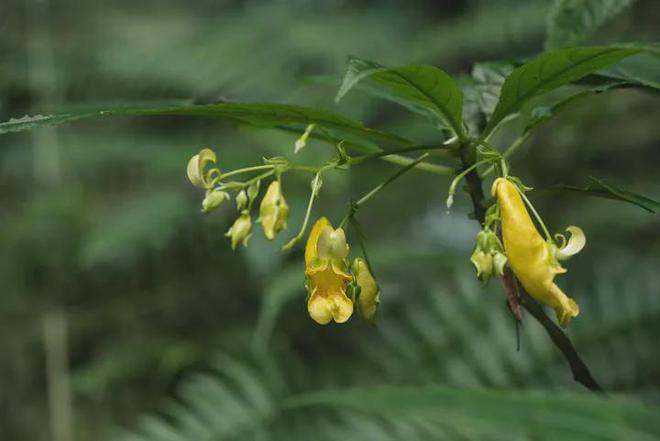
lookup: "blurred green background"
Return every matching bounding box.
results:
[1,0,659,440]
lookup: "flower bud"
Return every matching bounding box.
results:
[259,181,289,240]
[492,251,508,278]
[470,249,493,283]
[247,180,261,202]
[353,257,380,322]
[235,190,248,211]
[470,228,506,284]
[225,211,252,250]
[201,190,230,214]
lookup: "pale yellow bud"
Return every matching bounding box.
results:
[201,190,230,214]
[259,181,289,240]
[225,212,252,250]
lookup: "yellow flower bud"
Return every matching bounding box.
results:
[492,251,507,278]
[304,217,353,325]
[353,257,380,322]
[187,148,219,189]
[225,211,252,250]
[201,190,230,214]
[492,178,580,327]
[259,181,289,240]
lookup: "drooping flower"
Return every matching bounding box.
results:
[352,257,380,322]
[187,148,220,189]
[304,217,353,324]
[492,177,584,327]
[259,181,289,240]
[226,211,252,250]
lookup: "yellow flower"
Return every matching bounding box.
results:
[492,177,582,327]
[187,148,219,189]
[259,181,289,240]
[353,257,380,322]
[305,217,353,324]
[226,211,252,250]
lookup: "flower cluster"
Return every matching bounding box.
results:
[470,220,507,284]
[186,148,379,325]
[186,148,289,249]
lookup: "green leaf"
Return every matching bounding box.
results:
[286,385,660,441]
[545,176,660,213]
[471,62,514,118]
[0,102,410,148]
[593,53,660,91]
[336,57,466,140]
[546,0,637,50]
[481,46,642,138]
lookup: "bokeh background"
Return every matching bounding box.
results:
[1,0,659,440]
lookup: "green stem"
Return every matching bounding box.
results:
[289,164,321,173]
[349,144,453,166]
[446,158,495,208]
[282,172,322,251]
[275,125,453,175]
[481,132,532,177]
[355,153,430,208]
[516,186,552,241]
[219,164,274,180]
[217,169,276,191]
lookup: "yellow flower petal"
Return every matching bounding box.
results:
[307,285,354,325]
[305,217,331,268]
[492,178,579,327]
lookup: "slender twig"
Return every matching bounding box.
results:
[355,154,430,208]
[481,132,533,177]
[275,125,454,175]
[517,187,552,241]
[282,172,322,251]
[349,144,454,166]
[219,164,275,180]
